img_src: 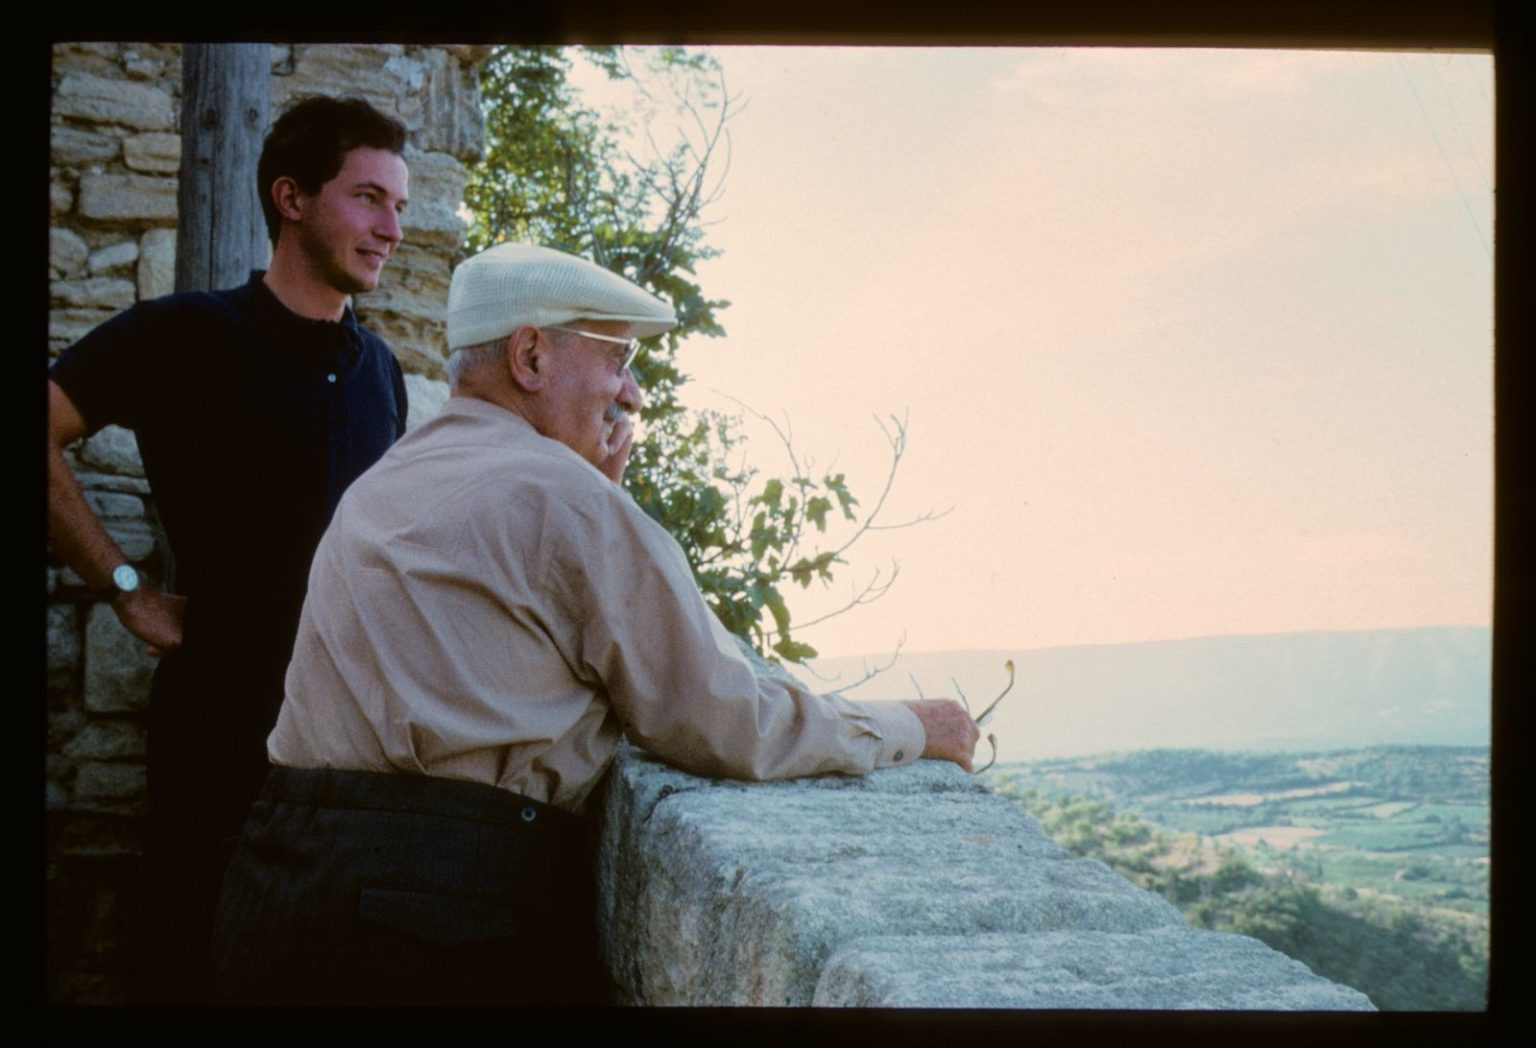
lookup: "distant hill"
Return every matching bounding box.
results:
[802,627,1490,761]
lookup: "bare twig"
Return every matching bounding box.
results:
[800,634,907,695]
[792,561,900,630]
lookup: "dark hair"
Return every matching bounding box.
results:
[257,95,408,245]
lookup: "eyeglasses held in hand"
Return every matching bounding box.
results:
[959,659,1014,774]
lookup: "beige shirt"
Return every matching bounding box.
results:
[269,396,925,813]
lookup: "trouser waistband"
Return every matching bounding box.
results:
[258,765,588,840]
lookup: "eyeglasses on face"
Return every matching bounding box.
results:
[546,326,642,374]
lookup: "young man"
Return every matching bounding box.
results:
[47,95,411,1004]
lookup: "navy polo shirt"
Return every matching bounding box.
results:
[51,272,407,675]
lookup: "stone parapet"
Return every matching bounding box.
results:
[597,745,1376,1010]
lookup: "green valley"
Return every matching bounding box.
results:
[987,745,1489,1011]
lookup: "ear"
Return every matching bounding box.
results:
[505,327,545,392]
[269,176,305,225]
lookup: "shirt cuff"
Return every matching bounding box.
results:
[859,700,926,768]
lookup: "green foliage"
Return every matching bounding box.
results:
[463,46,916,662]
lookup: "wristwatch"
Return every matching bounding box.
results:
[105,563,141,602]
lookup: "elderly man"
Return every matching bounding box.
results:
[211,243,977,1005]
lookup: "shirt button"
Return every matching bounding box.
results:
[326,373,337,383]
[521,807,537,823]
[894,750,905,761]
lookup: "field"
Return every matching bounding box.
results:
[988,745,1489,1010]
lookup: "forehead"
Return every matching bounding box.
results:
[328,146,409,200]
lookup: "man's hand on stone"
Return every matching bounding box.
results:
[598,414,636,485]
[114,587,187,657]
[903,698,981,773]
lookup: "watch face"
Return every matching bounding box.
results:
[111,563,140,594]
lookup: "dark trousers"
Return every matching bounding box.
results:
[129,656,281,1006]
[210,765,609,1006]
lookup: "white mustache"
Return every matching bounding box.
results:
[604,404,644,443]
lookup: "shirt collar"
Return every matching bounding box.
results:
[438,394,538,431]
[245,270,362,336]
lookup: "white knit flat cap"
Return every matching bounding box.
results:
[446,242,677,350]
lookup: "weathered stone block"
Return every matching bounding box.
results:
[53,276,136,311]
[397,149,468,248]
[78,173,178,222]
[363,241,450,307]
[79,426,144,477]
[278,45,410,126]
[54,73,176,131]
[360,311,444,381]
[50,308,117,350]
[54,814,144,858]
[51,227,90,278]
[84,605,155,713]
[51,180,74,216]
[82,484,159,560]
[122,42,180,66]
[404,373,449,431]
[73,471,151,496]
[64,722,149,762]
[47,704,88,752]
[121,43,179,81]
[441,44,496,66]
[355,239,453,379]
[106,521,157,562]
[51,42,122,79]
[47,752,73,784]
[47,603,81,692]
[75,762,147,801]
[51,125,120,167]
[88,240,140,274]
[123,132,181,174]
[137,227,176,300]
[384,53,426,92]
[85,490,143,521]
[414,48,486,162]
[814,929,1376,1009]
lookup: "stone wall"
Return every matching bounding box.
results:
[45,42,477,1004]
[598,745,1376,1009]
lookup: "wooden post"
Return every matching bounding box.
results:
[175,44,271,294]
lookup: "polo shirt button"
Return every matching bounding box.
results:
[894,750,905,761]
[521,807,537,822]
[326,373,337,383]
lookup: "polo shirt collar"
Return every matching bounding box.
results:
[246,270,362,337]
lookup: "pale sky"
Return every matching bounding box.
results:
[576,47,1493,660]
